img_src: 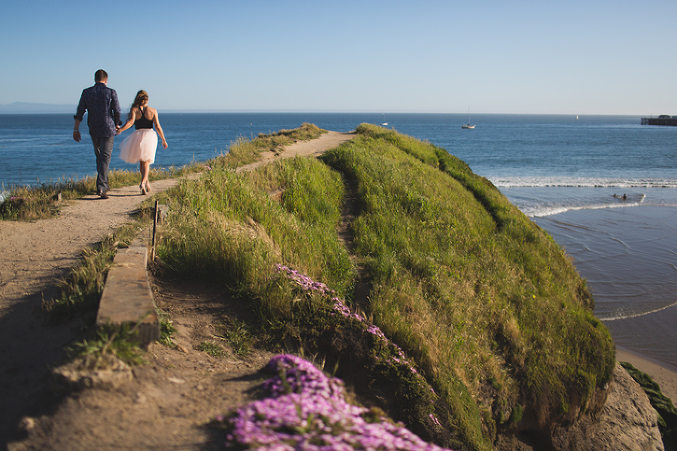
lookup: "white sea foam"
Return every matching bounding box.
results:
[600,300,677,322]
[523,196,651,217]
[499,182,677,218]
[491,177,677,189]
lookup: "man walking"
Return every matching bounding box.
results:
[73,69,122,199]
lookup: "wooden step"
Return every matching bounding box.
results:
[96,236,159,347]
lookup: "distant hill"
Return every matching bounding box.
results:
[0,102,76,114]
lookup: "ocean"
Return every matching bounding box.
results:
[2,113,676,371]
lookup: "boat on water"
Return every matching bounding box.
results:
[461,108,475,129]
[381,113,388,126]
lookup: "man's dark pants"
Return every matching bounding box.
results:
[91,135,114,194]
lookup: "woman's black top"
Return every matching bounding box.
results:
[134,107,154,130]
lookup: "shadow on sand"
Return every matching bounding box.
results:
[0,271,89,449]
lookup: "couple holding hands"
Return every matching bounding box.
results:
[73,69,168,198]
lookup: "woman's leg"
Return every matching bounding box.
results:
[140,160,152,191]
[138,160,151,193]
[140,160,150,185]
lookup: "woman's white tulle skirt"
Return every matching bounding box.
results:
[119,129,158,164]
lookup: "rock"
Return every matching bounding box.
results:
[621,361,677,443]
[133,392,147,404]
[18,416,37,432]
[50,357,133,392]
[550,363,664,451]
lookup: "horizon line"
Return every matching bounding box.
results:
[0,109,656,117]
[0,102,670,117]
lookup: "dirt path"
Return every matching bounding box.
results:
[0,131,353,450]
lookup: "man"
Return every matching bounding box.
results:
[73,69,122,199]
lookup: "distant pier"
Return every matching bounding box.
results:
[641,115,677,126]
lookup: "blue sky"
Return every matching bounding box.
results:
[1,0,675,115]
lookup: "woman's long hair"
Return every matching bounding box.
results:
[129,90,149,118]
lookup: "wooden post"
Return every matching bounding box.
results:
[151,200,159,262]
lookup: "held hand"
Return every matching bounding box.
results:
[73,130,81,142]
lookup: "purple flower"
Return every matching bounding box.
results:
[429,414,442,427]
[219,355,456,451]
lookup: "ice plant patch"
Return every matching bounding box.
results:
[217,354,455,451]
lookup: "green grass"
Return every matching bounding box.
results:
[68,323,146,368]
[218,319,253,356]
[207,122,327,170]
[325,126,614,445]
[157,154,353,300]
[152,123,616,450]
[157,308,178,347]
[197,341,227,358]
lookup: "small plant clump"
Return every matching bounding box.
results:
[197,341,227,358]
[68,324,145,368]
[221,319,253,356]
[157,309,177,347]
[216,354,457,451]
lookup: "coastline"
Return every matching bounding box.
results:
[617,347,677,404]
[532,205,677,412]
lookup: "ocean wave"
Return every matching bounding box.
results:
[521,194,660,217]
[599,300,677,322]
[526,201,677,218]
[492,178,677,189]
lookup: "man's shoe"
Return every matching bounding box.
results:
[100,189,109,199]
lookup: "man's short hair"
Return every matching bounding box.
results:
[95,69,108,82]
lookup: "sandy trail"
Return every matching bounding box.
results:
[0,131,353,447]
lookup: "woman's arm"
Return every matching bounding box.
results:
[152,109,168,148]
[117,108,140,134]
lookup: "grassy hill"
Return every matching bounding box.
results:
[155,123,615,451]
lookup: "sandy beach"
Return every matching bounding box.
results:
[617,347,677,405]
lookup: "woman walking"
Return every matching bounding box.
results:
[118,90,168,194]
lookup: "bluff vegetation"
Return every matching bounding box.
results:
[155,123,616,451]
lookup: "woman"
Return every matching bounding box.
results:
[117,90,168,194]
